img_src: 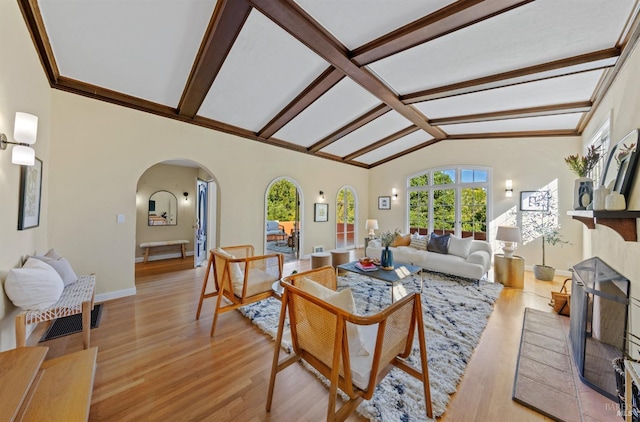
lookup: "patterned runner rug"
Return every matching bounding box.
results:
[239,271,502,421]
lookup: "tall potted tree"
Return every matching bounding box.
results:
[522,191,569,281]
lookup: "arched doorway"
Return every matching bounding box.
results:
[265,177,302,262]
[336,186,357,249]
[135,160,217,274]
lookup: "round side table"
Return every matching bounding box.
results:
[330,249,350,274]
[494,254,524,288]
[311,252,331,269]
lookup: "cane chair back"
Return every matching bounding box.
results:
[195,245,283,337]
[267,267,432,421]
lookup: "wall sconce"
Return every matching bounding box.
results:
[0,112,38,166]
[183,192,189,201]
[319,190,324,201]
[392,188,398,200]
[505,179,513,198]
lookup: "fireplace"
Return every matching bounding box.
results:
[569,257,629,400]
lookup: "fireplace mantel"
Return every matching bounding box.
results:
[567,210,640,241]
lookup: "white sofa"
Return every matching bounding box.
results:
[365,235,492,280]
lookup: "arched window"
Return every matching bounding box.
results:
[407,166,491,240]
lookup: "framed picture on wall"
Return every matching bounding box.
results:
[520,190,549,212]
[378,196,391,210]
[18,157,43,230]
[314,203,328,222]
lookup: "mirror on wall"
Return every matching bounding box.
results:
[148,190,177,226]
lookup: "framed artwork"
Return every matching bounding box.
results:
[520,190,549,212]
[378,196,391,210]
[313,245,324,253]
[314,203,328,222]
[18,157,43,230]
[601,129,639,198]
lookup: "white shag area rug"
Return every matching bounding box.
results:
[239,271,503,421]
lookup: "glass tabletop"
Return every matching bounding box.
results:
[337,261,422,283]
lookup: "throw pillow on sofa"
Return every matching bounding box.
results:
[427,233,450,254]
[4,258,65,311]
[409,234,428,250]
[391,233,411,247]
[448,235,473,259]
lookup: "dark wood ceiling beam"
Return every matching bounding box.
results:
[177,0,252,118]
[402,48,620,104]
[430,101,592,126]
[259,67,345,138]
[367,139,441,168]
[446,129,579,140]
[308,104,391,152]
[18,0,59,83]
[344,126,420,161]
[351,0,533,66]
[249,0,445,140]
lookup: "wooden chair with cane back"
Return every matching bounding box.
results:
[195,245,283,336]
[266,266,433,421]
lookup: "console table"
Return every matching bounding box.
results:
[0,346,97,421]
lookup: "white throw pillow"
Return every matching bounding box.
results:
[297,277,369,356]
[216,248,244,288]
[4,258,65,310]
[448,235,473,259]
[409,234,428,250]
[30,250,78,287]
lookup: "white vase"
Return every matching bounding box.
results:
[592,186,610,211]
[605,192,626,210]
[573,177,593,210]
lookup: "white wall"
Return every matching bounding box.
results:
[368,137,585,272]
[0,0,52,350]
[581,38,640,358]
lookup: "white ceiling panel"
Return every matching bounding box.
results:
[198,10,328,131]
[415,70,604,119]
[355,130,432,165]
[320,111,412,156]
[441,113,584,135]
[294,0,454,50]
[273,78,381,147]
[39,0,216,106]
[369,0,635,94]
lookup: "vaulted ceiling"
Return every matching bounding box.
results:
[18,0,640,168]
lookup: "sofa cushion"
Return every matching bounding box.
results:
[448,235,473,259]
[427,233,450,254]
[409,234,428,250]
[297,276,369,356]
[5,258,65,311]
[391,233,411,247]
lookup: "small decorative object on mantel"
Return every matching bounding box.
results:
[379,229,399,270]
[564,145,600,211]
[605,191,626,210]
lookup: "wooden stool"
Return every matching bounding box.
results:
[331,250,350,275]
[311,252,331,269]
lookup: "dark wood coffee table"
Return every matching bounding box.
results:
[336,261,423,303]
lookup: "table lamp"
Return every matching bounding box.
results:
[496,226,521,258]
[365,219,378,238]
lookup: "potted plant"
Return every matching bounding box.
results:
[564,145,600,210]
[522,191,569,281]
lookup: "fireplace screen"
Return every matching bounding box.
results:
[569,256,629,400]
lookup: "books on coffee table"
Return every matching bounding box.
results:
[355,262,378,272]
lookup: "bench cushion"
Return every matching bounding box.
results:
[5,258,64,311]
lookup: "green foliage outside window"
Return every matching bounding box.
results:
[267,179,297,221]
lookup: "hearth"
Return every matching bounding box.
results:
[569,257,629,400]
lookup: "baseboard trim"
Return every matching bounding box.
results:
[135,251,194,263]
[96,287,136,303]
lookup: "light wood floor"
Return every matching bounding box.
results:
[26,253,613,421]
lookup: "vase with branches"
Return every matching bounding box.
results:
[564,145,601,210]
[378,229,400,269]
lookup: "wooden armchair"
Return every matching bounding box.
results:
[195,245,283,337]
[267,267,433,421]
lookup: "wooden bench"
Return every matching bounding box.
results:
[15,274,96,349]
[139,239,189,263]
